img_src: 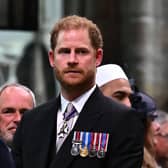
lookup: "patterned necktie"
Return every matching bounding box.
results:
[57,103,78,152]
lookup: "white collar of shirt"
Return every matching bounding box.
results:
[60,85,96,114]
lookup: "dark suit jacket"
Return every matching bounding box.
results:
[12,87,145,168]
[0,139,15,168]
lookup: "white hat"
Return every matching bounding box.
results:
[96,64,128,87]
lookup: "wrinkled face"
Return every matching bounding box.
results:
[100,79,132,107]
[49,28,103,93]
[0,87,34,146]
[154,122,168,160]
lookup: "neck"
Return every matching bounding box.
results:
[61,84,95,101]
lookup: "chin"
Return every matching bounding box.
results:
[62,79,83,86]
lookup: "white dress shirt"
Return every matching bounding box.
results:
[56,85,96,151]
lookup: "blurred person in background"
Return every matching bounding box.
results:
[96,64,159,168]
[96,64,132,107]
[154,110,168,168]
[0,83,36,148]
[130,89,159,168]
[130,79,161,168]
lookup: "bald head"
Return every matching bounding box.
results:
[0,83,36,107]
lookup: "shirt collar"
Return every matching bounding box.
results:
[61,85,96,114]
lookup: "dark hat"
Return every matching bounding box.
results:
[130,91,157,120]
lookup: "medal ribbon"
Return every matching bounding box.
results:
[101,133,107,150]
[73,131,76,140]
[81,132,91,148]
[76,131,80,141]
[105,133,109,152]
[96,133,100,151]
[98,133,102,151]
[82,132,86,148]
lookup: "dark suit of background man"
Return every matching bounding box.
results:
[0,139,15,168]
[0,83,35,168]
[12,15,145,168]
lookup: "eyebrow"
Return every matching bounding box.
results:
[113,90,131,95]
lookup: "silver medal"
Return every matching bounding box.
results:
[71,143,80,156]
[97,149,105,158]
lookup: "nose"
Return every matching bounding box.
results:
[13,111,22,123]
[68,51,78,64]
[152,121,161,135]
[123,98,132,108]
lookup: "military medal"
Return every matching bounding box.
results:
[71,143,80,156]
[58,104,78,139]
[97,148,105,158]
[88,146,97,157]
[89,132,98,157]
[71,131,82,156]
[58,121,69,138]
[71,131,109,158]
[80,132,90,157]
[80,146,89,157]
[97,133,109,158]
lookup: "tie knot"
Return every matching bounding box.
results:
[63,103,78,121]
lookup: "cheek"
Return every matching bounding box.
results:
[163,142,168,148]
[0,120,6,130]
[0,116,12,127]
[84,56,96,66]
[54,58,66,69]
[157,140,166,149]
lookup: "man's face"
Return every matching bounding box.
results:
[100,79,132,107]
[49,28,103,93]
[154,122,168,160]
[0,86,34,145]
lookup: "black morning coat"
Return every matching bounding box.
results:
[12,87,145,168]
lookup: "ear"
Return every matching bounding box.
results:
[48,49,55,67]
[95,48,103,67]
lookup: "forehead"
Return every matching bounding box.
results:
[0,86,29,96]
[0,86,33,108]
[56,29,91,46]
[102,79,132,93]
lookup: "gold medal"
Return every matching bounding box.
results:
[80,146,88,157]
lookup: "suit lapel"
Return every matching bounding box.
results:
[50,88,104,168]
[33,98,60,168]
